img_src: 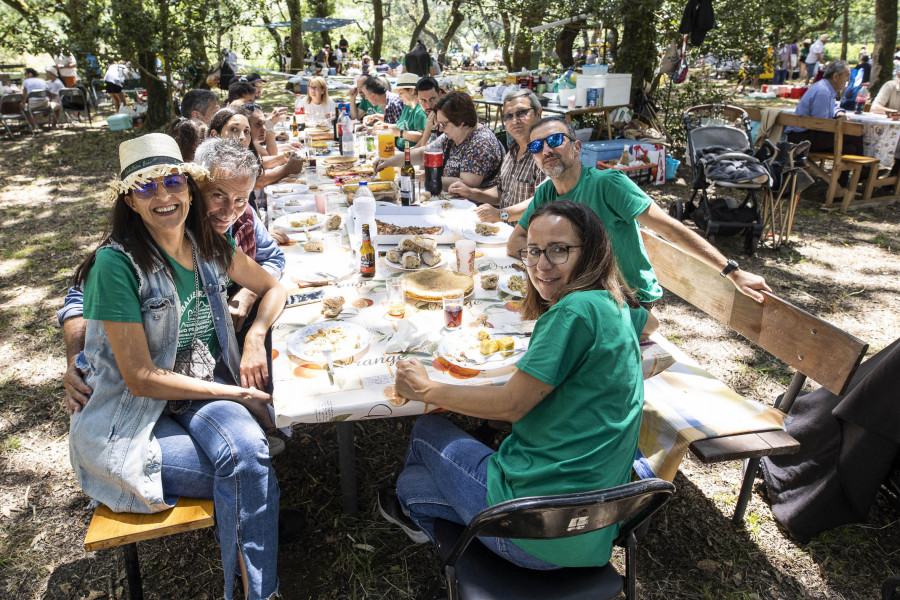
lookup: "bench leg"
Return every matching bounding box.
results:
[733,457,761,524]
[336,421,359,518]
[122,543,144,600]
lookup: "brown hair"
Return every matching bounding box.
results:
[519,200,638,320]
[166,117,208,162]
[433,90,478,128]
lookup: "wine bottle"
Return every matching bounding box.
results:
[400,148,415,206]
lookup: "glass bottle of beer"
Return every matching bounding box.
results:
[359,223,376,278]
[399,148,415,206]
[291,114,299,138]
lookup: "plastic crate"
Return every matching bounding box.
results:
[596,160,655,186]
[580,139,637,167]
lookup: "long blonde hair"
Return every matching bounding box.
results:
[305,76,330,105]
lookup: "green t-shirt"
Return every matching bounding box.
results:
[395,103,427,150]
[486,291,645,567]
[83,236,236,357]
[356,98,382,116]
[519,166,662,303]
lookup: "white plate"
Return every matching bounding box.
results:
[274,212,326,232]
[437,328,528,371]
[460,222,514,244]
[284,256,354,283]
[268,183,309,196]
[498,274,528,297]
[421,199,477,211]
[286,322,371,364]
[273,194,316,213]
[384,256,447,272]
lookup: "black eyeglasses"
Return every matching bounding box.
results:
[502,107,534,123]
[133,174,188,201]
[518,243,582,267]
[244,103,262,112]
[527,132,576,154]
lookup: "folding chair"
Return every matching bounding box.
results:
[59,87,92,127]
[427,478,676,600]
[90,79,109,108]
[25,90,57,129]
[0,93,33,138]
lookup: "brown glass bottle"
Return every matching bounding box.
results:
[359,223,376,278]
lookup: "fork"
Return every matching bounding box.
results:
[322,348,336,386]
[468,348,526,365]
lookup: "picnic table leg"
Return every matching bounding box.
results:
[336,421,359,517]
[122,543,144,600]
[733,456,761,524]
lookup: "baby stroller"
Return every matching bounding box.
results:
[672,104,772,255]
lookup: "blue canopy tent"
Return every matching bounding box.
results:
[256,18,357,32]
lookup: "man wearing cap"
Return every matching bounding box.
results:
[805,34,828,84]
[244,73,266,99]
[449,88,546,225]
[381,73,427,149]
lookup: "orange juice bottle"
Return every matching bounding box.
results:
[377,128,396,181]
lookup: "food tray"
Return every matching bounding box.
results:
[596,160,655,186]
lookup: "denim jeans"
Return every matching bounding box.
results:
[396,415,560,570]
[154,399,280,600]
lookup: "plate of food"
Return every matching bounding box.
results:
[286,322,371,364]
[273,212,326,232]
[498,273,528,297]
[268,183,310,196]
[376,219,444,237]
[323,155,358,165]
[421,198,477,211]
[460,222,514,244]
[274,194,316,213]
[383,235,444,271]
[437,328,528,370]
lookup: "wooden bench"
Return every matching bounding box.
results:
[84,497,215,600]
[641,230,868,524]
[743,106,889,212]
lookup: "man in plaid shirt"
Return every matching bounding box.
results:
[448,88,546,225]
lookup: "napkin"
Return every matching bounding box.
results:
[384,319,430,353]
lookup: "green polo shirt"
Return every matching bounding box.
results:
[395,103,426,150]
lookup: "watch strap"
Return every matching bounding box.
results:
[720,259,739,277]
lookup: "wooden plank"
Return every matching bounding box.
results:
[641,231,868,395]
[84,498,215,552]
[690,430,800,463]
[738,106,864,136]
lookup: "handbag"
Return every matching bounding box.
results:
[169,238,216,415]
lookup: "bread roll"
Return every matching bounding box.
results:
[321,296,345,318]
[480,274,498,290]
[413,235,437,251]
[385,249,402,264]
[326,215,341,231]
[421,250,442,267]
[401,252,420,269]
[399,236,423,253]
[304,241,324,253]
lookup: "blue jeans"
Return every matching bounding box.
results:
[396,415,560,570]
[153,400,280,600]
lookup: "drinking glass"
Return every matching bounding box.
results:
[454,239,476,275]
[442,291,464,329]
[387,281,406,318]
[324,231,342,257]
[304,166,319,189]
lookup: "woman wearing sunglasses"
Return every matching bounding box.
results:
[383,200,657,570]
[67,134,286,600]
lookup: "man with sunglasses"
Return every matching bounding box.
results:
[447,88,546,225]
[507,117,772,304]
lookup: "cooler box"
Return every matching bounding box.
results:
[580,139,638,167]
[602,74,632,107]
[790,87,806,99]
[106,113,133,131]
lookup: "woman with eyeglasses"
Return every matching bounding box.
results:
[67,133,286,600]
[296,76,336,121]
[382,200,657,570]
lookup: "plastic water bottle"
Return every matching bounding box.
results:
[341,113,355,157]
[855,84,869,114]
[352,182,377,253]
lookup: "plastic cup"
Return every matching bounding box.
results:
[324,231,342,256]
[314,193,327,213]
[567,96,576,109]
[454,239,476,275]
[387,281,406,318]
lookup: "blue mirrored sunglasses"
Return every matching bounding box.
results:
[527,132,576,154]
[133,174,188,200]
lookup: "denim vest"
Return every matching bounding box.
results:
[68,231,241,513]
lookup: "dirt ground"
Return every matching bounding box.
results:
[0,88,898,600]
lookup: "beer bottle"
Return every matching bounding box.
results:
[359,223,376,278]
[291,114,299,138]
[399,148,415,206]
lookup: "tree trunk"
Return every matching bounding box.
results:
[872,0,898,91]
[410,0,431,51]
[555,24,581,68]
[185,24,210,89]
[511,13,542,72]
[840,0,849,60]
[258,4,284,74]
[500,12,512,71]
[438,0,465,65]
[616,0,662,89]
[138,51,167,129]
[285,0,304,74]
[372,0,384,61]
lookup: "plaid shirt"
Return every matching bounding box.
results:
[383,92,404,124]
[498,139,546,208]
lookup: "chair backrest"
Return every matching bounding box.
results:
[1,93,24,115]
[689,126,753,158]
[59,87,87,108]
[27,89,50,101]
[443,479,675,568]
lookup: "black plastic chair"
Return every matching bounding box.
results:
[59,87,92,127]
[427,478,676,600]
[0,93,33,138]
[25,89,57,129]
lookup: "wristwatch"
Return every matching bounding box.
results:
[720,259,740,277]
[499,209,510,223]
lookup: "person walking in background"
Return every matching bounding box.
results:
[55,52,78,87]
[805,35,828,84]
[799,39,811,81]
